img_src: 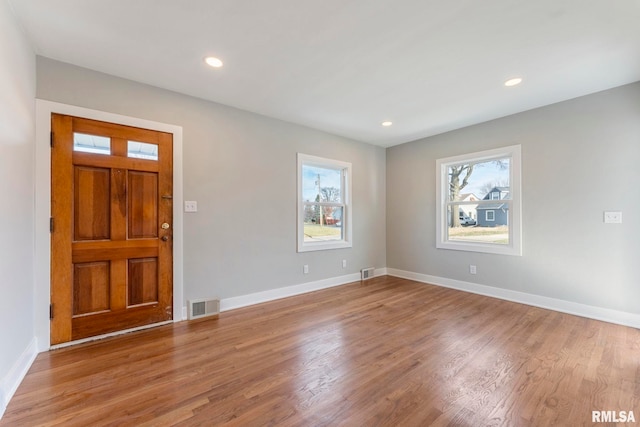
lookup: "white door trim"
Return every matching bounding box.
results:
[35,99,184,351]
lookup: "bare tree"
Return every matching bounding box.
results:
[320,187,340,203]
[449,165,474,227]
[306,186,342,226]
[320,187,340,225]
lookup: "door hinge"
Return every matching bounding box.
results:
[50,304,54,320]
[50,132,54,148]
[50,217,54,233]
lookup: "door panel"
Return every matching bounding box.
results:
[73,262,110,315]
[128,258,159,306]
[128,171,159,238]
[51,114,173,344]
[74,167,111,241]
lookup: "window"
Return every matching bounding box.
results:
[128,141,158,160]
[436,145,521,256]
[73,133,110,155]
[297,154,352,252]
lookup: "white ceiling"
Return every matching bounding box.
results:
[9,0,640,147]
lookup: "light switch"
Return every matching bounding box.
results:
[184,201,198,213]
[604,211,622,224]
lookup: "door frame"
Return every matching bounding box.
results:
[35,99,184,351]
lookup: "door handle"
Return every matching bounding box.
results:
[161,236,169,241]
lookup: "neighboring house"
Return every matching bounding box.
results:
[476,187,509,226]
[446,193,479,226]
[458,193,479,219]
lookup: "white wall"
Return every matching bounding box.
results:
[36,57,387,306]
[387,82,640,315]
[0,0,36,415]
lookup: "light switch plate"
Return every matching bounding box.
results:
[184,201,198,212]
[604,211,622,224]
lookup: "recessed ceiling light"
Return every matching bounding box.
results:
[381,121,393,127]
[504,77,522,87]
[204,56,223,68]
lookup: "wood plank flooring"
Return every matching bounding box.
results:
[3,276,640,426]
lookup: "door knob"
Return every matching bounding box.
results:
[161,223,170,230]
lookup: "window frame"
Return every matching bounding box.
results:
[435,145,522,256]
[297,153,352,252]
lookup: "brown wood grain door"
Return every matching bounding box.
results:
[50,114,173,344]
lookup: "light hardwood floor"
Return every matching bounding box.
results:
[3,276,640,426]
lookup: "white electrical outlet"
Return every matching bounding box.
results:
[184,201,198,212]
[604,211,622,224]
[303,265,309,274]
[342,259,347,268]
[469,265,477,275]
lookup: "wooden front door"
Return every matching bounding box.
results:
[50,114,173,345]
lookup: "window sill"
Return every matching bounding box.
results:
[436,240,521,256]
[297,240,352,253]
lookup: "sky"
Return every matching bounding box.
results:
[302,165,342,202]
[455,159,510,198]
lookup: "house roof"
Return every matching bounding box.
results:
[478,187,510,209]
[477,203,509,210]
[482,187,510,200]
[458,193,479,201]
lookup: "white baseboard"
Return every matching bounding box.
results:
[220,272,362,312]
[373,267,388,277]
[387,268,640,329]
[1,337,38,419]
[183,269,387,316]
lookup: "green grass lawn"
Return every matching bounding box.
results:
[304,223,342,240]
[449,225,509,244]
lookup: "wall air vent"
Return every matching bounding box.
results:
[188,298,220,320]
[361,267,375,281]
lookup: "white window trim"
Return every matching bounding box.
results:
[297,153,352,252]
[436,145,522,256]
[486,210,495,221]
